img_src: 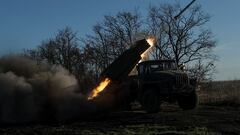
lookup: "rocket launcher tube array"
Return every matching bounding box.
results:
[100,39,151,81]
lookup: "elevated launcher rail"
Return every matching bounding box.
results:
[100,39,150,81]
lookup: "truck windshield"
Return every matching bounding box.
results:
[138,62,176,75]
[149,62,176,72]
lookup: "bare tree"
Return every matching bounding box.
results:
[35,27,82,74]
[38,39,58,64]
[53,27,81,73]
[188,59,216,82]
[24,27,99,92]
[147,3,217,80]
[23,49,41,63]
[84,11,143,76]
[24,2,218,86]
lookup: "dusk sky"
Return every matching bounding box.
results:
[0,0,239,80]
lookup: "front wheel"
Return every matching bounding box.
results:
[141,90,160,113]
[178,90,198,110]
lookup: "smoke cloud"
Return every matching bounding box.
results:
[0,55,96,123]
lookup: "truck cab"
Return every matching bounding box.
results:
[137,60,177,74]
[135,60,198,113]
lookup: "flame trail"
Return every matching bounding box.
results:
[140,37,156,62]
[88,78,111,100]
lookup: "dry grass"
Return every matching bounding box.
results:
[199,80,240,106]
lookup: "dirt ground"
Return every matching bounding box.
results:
[0,105,240,135]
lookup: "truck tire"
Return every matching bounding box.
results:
[178,90,198,110]
[142,90,160,113]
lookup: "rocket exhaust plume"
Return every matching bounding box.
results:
[140,37,156,62]
[0,55,96,123]
[88,78,111,100]
[146,37,155,47]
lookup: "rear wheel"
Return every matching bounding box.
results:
[141,90,160,113]
[178,90,198,110]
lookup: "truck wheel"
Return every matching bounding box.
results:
[142,90,160,113]
[178,90,198,110]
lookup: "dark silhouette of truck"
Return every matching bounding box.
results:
[92,39,198,113]
[91,0,198,112]
[130,60,198,113]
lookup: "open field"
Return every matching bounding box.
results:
[0,80,240,135]
[0,105,240,135]
[199,80,240,106]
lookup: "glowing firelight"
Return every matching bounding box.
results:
[140,37,156,62]
[146,38,155,47]
[88,78,111,100]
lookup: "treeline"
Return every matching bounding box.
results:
[23,2,217,93]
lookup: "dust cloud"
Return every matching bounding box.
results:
[0,55,96,123]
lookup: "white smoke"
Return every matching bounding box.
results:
[0,55,95,123]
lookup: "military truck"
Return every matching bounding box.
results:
[129,60,198,113]
[92,39,198,113]
[89,0,198,113]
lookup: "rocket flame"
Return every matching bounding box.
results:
[140,37,156,62]
[146,38,155,47]
[88,78,111,100]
